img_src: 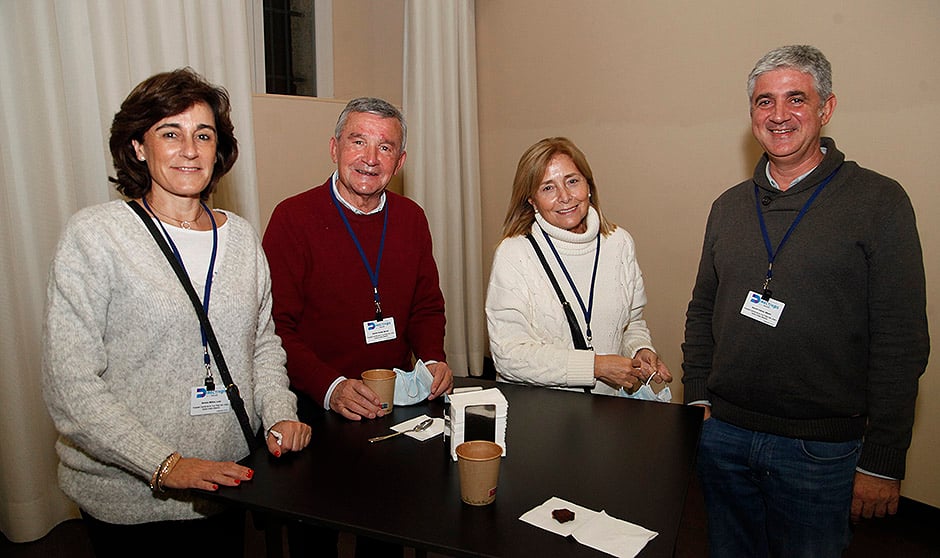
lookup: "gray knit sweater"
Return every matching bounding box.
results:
[42,200,297,524]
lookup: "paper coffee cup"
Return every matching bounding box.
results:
[456,440,502,506]
[361,368,396,414]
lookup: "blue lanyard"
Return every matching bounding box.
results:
[330,186,389,321]
[142,197,219,389]
[540,227,601,346]
[753,164,841,300]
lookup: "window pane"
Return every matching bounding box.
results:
[263,0,316,96]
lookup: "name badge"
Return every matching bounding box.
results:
[364,316,397,344]
[190,387,232,416]
[740,290,785,327]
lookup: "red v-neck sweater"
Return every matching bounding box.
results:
[262,179,447,406]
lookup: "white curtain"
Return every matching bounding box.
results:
[403,0,485,377]
[0,0,259,542]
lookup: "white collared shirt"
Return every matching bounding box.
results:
[330,171,386,215]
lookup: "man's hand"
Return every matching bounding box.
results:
[328,378,384,420]
[851,472,900,523]
[693,403,712,421]
[426,361,454,399]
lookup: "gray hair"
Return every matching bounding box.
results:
[334,97,407,151]
[747,45,832,106]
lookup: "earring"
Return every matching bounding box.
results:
[138,156,145,161]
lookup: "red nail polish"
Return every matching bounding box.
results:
[234,479,240,485]
[246,469,254,479]
[274,450,281,457]
[212,484,218,491]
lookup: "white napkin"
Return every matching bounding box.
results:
[519,497,658,558]
[390,414,444,441]
[519,497,599,537]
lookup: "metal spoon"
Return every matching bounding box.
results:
[368,418,435,443]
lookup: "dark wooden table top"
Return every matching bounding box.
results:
[208,379,703,557]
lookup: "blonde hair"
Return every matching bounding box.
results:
[501,137,614,239]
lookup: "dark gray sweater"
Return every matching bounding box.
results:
[682,137,929,479]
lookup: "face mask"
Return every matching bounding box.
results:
[394,360,434,406]
[618,383,672,403]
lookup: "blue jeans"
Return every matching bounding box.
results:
[697,417,861,558]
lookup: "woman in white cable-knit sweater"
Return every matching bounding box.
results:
[485,137,673,396]
[41,69,311,556]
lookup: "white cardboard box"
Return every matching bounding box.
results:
[447,387,508,461]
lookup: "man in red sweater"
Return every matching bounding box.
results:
[263,97,453,422]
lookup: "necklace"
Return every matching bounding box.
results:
[145,197,204,229]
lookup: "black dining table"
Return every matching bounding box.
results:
[205,378,703,557]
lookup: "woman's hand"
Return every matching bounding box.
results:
[634,348,673,383]
[159,420,311,491]
[160,457,254,491]
[594,354,645,390]
[265,420,312,457]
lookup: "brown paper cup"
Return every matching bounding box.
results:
[361,368,396,414]
[456,441,503,506]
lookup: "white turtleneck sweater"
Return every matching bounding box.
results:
[485,208,655,395]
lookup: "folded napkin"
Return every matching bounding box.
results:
[390,414,444,441]
[520,497,657,558]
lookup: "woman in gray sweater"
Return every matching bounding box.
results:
[42,68,311,557]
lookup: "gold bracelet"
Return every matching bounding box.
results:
[157,452,182,492]
[149,452,182,493]
[149,463,161,491]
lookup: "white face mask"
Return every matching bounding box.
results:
[618,383,672,403]
[394,360,434,406]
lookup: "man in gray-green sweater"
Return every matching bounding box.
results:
[682,45,929,558]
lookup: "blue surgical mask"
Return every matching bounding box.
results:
[618,382,672,403]
[394,360,434,406]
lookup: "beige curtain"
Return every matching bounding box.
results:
[403,0,485,377]
[0,0,259,542]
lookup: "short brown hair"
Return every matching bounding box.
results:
[108,68,238,200]
[501,137,614,239]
